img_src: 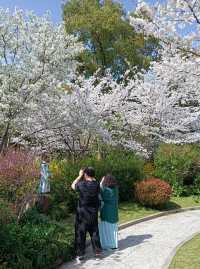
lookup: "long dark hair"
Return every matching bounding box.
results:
[102,174,118,188]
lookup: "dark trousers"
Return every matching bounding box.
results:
[75,207,101,256]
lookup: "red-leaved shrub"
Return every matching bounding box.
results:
[135,178,172,208]
[0,150,39,219]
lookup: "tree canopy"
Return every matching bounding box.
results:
[63,0,158,78]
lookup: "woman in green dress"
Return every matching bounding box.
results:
[99,175,119,250]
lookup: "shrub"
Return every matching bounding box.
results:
[135,178,172,208]
[144,162,155,178]
[0,150,39,219]
[19,207,51,225]
[154,144,200,196]
[0,208,74,269]
[191,174,200,197]
[46,160,77,220]
[0,199,16,225]
[91,149,144,201]
[47,149,144,220]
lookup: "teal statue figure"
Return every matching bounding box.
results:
[39,156,51,194]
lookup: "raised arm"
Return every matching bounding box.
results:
[71,169,84,190]
[100,176,105,189]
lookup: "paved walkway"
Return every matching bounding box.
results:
[60,210,200,269]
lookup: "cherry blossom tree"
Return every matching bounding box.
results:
[71,0,200,157]
[0,8,83,153]
[131,0,200,55]
[116,0,200,154]
[18,72,124,157]
[2,2,200,158]
[0,8,126,157]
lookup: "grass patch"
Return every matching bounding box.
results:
[119,203,158,224]
[169,234,200,269]
[60,196,200,232]
[119,196,200,224]
[171,196,200,208]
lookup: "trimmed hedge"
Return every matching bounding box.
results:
[135,178,172,208]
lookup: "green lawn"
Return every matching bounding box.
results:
[119,196,200,224]
[169,234,200,269]
[171,196,200,209]
[119,202,157,224]
[63,196,200,228]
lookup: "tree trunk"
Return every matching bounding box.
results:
[0,122,10,154]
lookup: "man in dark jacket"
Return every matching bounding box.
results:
[71,167,102,262]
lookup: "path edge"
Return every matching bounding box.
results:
[118,206,200,231]
[118,206,200,269]
[60,206,200,268]
[162,231,200,269]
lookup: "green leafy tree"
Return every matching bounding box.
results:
[63,0,158,78]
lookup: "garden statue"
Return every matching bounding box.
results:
[39,154,51,194]
[38,153,51,212]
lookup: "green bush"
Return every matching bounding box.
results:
[0,199,16,225]
[154,144,200,196]
[48,149,144,219]
[135,178,172,208]
[20,207,51,225]
[191,175,200,197]
[0,208,74,269]
[143,162,155,178]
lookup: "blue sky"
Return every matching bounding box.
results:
[0,0,146,22]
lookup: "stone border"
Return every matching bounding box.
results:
[162,232,200,269]
[118,206,200,231]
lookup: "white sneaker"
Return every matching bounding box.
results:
[76,256,84,264]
